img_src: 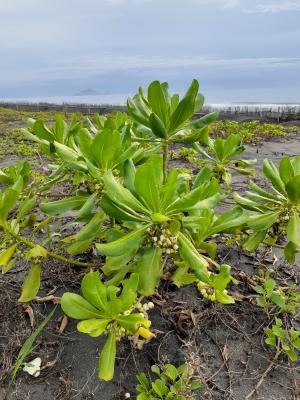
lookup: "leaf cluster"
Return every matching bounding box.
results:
[136,364,201,400]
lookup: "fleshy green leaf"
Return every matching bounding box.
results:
[61,293,104,319]
[178,232,209,282]
[263,159,286,194]
[287,211,300,246]
[96,225,148,257]
[136,247,162,295]
[279,156,294,184]
[81,271,108,312]
[40,195,88,216]
[286,175,300,204]
[102,170,150,215]
[243,230,267,252]
[147,80,169,126]
[116,314,151,333]
[248,212,280,231]
[92,129,121,170]
[134,155,163,212]
[77,319,110,337]
[98,332,116,381]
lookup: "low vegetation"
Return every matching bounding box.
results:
[0,80,299,398]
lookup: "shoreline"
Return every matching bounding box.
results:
[1,100,300,122]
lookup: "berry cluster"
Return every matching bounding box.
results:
[146,225,179,254]
[88,178,104,194]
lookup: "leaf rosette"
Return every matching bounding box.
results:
[61,271,151,381]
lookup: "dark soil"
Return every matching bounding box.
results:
[0,118,300,400]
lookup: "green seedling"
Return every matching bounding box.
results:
[193,133,256,187]
[136,363,201,400]
[255,274,300,316]
[265,318,300,362]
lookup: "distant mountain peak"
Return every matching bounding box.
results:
[74,89,99,96]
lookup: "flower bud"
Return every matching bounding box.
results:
[137,327,153,340]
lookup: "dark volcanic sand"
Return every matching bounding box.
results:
[0,133,300,400]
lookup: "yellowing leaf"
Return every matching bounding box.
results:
[0,244,17,271]
[26,245,47,259]
[18,264,41,302]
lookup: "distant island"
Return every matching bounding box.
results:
[74,89,100,96]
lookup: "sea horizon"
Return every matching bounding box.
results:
[1,94,300,111]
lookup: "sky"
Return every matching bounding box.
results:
[0,0,300,102]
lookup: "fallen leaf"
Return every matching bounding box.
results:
[35,295,60,304]
[23,304,34,327]
[222,344,229,362]
[59,375,69,386]
[59,315,68,333]
[174,309,197,335]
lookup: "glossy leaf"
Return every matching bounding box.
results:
[286,175,300,204]
[77,319,110,337]
[263,159,286,194]
[178,232,209,282]
[136,247,162,295]
[102,170,149,215]
[134,155,163,212]
[279,156,294,184]
[287,211,300,245]
[98,332,116,381]
[92,129,121,170]
[61,293,104,319]
[40,195,88,216]
[32,120,55,142]
[81,271,108,312]
[243,230,267,252]
[248,211,281,231]
[96,225,148,257]
[117,314,151,333]
[17,196,37,220]
[149,113,167,139]
[147,80,169,126]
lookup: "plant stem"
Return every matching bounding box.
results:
[245,348,281,399]
[262,241,285,249]
[162,141,168,184]
[7,229,99,268]
[131,137,160,143]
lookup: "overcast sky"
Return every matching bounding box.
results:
[1,0,300,102]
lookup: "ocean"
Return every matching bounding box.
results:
[0,94,300,113]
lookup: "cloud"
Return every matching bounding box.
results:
[2,54,299,85]
[245,1,300,13]
[187,0,240,7]
[220,0,240,8]
[105,0,148,4]
[105,0,240,7]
